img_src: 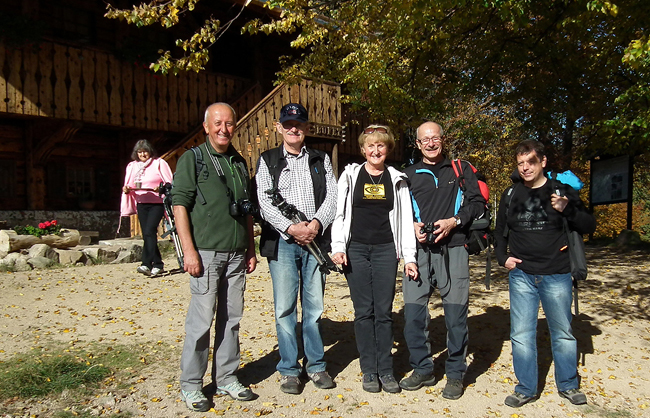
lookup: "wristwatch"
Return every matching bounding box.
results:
[454,215,461,226]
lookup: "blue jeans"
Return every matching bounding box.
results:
[268,238,326,376]
[509,268,578,397]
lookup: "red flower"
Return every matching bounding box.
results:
[39,223,46,229]
[44,221,52,227]
[51,220,58,226]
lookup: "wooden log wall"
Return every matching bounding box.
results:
[163,79,342,176]
[0,40,254,132]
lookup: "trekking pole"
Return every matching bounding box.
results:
[159,182,184,270]
[266,188,341,274]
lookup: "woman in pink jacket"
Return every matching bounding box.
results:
[122,140,173,276]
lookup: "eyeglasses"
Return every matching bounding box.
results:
[364,127,388,134]
[417,136,443,144]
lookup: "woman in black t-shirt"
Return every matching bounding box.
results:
[331,125,418,393]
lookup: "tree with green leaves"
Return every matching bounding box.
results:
[105,0,649,169]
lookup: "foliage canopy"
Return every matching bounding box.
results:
[105,0,649,170]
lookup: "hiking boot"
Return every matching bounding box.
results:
[442,378,463,400]
[399,371,437,391]
[504,391,535,408]
[150,267,163,276]
[279,375,302,394]
[180,389,210,412]
[308,371,335,389]
[137,265,151,275]
[379,374,401,393]
[559,388,587,405]
[362,373,380,393]
[217,380,254,401]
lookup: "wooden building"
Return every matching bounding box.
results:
[0,0,404,237]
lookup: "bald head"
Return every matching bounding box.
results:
[204,102,237,124]
[416,121,445,164]
[203,103,237,153]
[417,121,444,138]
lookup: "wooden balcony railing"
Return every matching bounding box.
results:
[163,78,343,175]
[0,40,254,132]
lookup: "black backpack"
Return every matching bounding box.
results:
[451,159,493,288]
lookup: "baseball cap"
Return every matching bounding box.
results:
[279,103,309,123]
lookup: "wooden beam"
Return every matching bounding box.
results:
[33,121,83,165]
[25,123,45,210]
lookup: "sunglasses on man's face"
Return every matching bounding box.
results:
[363,127,388,134]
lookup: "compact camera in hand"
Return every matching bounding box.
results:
[229,198,259,218]
[420,222,439,244]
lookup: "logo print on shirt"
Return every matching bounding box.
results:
[364,183,386,200]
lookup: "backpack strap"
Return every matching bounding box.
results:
[502,184,517,238]
[190,146,207,205]
[451,159,466,192]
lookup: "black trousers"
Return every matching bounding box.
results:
[137,203,164,269]
[345,240,398,376]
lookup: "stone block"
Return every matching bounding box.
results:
[14,255,32,271]
[28,256,55,269]
[111,249,135,264]
[29,243,55,259]
[56,249,86,265]
[82,247,119,264]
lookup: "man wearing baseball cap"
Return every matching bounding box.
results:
[256,103,338,394]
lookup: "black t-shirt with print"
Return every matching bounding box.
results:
[350,168,394,245]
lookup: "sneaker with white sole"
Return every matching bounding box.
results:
[217,380,254,401]
[180,389,210,412]
[150,267,163,276]
[136,265,151,275]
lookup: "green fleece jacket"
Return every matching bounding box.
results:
[171,140,250,251]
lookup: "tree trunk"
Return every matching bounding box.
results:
[0,229,81,252]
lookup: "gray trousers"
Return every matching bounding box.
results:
[403,245,469,380]
[180,250,246,391]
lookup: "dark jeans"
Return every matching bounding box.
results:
[346,240,398,376]
[137,203,164,269]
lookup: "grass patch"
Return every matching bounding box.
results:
[0,352,111,399]
[0,341,169,401]
[0,264,16,273]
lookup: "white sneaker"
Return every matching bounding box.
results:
[136,266,151,275]
[216,380,254,401]
[180,389,210,412]
[150,267,163,276]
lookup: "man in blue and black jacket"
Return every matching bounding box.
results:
[401,121,485,399]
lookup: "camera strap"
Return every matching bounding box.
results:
[206,149,235,202]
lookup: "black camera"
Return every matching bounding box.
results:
[420,222,439,244]
[229,198,259,218]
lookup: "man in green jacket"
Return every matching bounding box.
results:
[173,102,257,412]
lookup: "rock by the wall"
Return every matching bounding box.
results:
[82,247,120,264]
[28,244,58,261]
[55,249,86,265]
[28,256,55,269]
[14,255,32,271]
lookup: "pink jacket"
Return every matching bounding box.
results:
[120,158,173,216]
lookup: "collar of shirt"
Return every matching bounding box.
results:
[282,144,308,159]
